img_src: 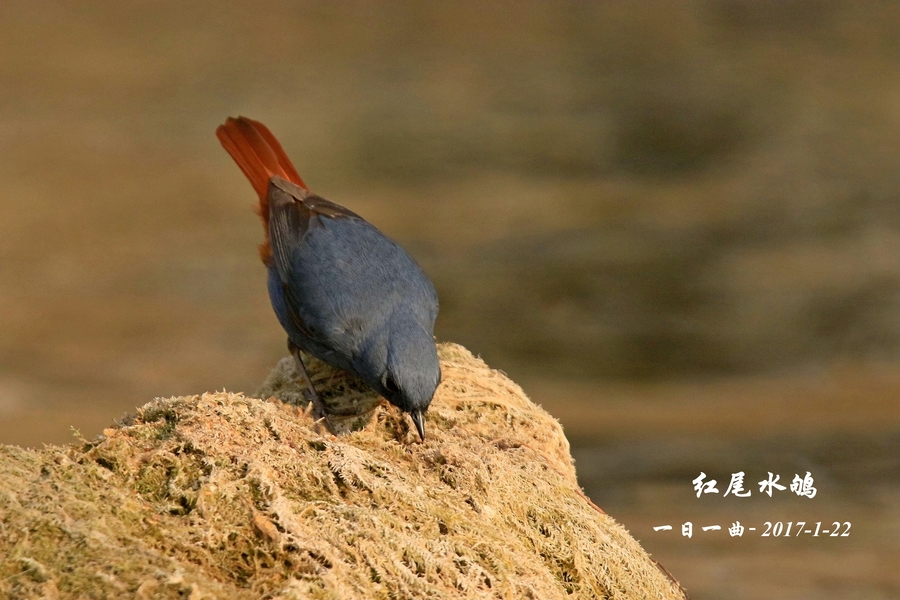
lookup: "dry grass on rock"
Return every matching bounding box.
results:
[0,343,685,599]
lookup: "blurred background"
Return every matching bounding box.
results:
[1,1,898,597]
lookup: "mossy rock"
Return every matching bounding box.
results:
[0,343,685,599]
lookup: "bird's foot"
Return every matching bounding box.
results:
[290,345,335,434]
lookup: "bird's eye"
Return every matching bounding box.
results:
[383,375,399,394]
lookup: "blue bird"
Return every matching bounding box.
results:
[217,117,440,439]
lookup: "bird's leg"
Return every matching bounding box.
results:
[288,341,326,421]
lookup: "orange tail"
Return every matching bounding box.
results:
[216,116,308,264]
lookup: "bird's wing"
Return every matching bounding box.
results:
[267,176,363,343]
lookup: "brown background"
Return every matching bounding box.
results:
[0,1,898,597]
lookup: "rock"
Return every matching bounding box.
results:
[0,343,685,599]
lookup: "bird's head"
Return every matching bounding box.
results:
[355,315,440,440]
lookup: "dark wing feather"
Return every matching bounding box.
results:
[267,176,361,342]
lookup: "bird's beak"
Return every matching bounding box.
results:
[409,410,426,441]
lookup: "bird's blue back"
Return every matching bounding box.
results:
[267,215,438,376]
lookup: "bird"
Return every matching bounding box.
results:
[216,116,440,440]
